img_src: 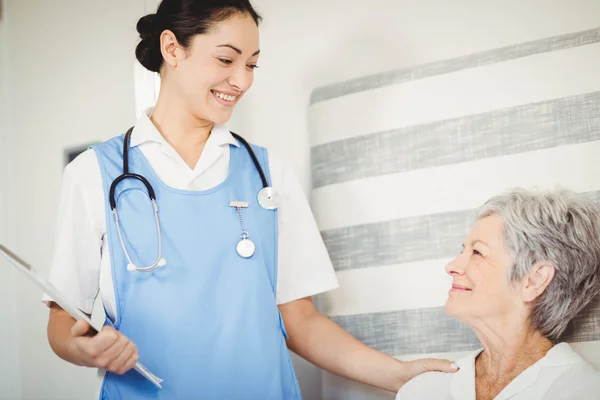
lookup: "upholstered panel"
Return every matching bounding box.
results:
[309,27,600,400]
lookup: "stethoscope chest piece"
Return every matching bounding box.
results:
[258,187,280,210]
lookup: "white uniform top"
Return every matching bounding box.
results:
[395,342,600,400]
[42,108,339,321]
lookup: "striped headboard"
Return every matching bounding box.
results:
[309,27,600,399]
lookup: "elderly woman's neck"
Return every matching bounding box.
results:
[473,321,553,381]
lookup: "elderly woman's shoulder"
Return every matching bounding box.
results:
[396,351,478,399]
[395,371,453,400]
[569,360,600,389]
[547,354,600,399]
[571,361,600,382]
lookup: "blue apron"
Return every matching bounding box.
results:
[92,135,301,399]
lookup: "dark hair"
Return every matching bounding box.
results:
[136,0,262,73]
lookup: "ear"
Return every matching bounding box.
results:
[521,262,555,303]
[159,30,185,68]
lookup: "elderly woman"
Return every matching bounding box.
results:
[396,189,600,400]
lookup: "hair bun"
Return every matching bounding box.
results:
[137,14,161,41]
[135,13,163,73]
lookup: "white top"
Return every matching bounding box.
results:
[396,342,600,400]
[42,108,339,321]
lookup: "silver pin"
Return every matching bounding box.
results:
[230,201,255,258]
[229,201,249,208]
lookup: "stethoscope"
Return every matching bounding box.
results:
[109,127,280,273]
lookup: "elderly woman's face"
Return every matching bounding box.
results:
[444,215,521,322]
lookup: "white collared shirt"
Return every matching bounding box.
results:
[396,342,600,400]
[42,108,339,320]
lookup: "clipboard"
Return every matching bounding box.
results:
[0,244,163,389]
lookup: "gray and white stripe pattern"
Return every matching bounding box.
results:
[309,25,600,400]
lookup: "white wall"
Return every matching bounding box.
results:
[6,1,144,399]
[0,7,22,400]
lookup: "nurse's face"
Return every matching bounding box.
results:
[444,215,521,324]
[167,13,260,125]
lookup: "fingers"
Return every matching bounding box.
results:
[89,326,121,357]
[69,323,138,373]
[70,325,124,368]
[96,334,128,369]
[70,319,91,338]
[101,335,134,374]
[421,358,460,373]
[112,342,139,375]
[122,351,140,374]
[92,328,139,374]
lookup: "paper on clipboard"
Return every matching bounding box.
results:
[0,244,164,389]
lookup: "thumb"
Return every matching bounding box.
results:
[71,319,91,338]
[419,358,460,374]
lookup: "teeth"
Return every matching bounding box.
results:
[214,91,236,101]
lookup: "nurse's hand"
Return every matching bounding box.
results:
[68,320,139,375]
[399,358,459,383]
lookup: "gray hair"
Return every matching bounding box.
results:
[476,188,600,342]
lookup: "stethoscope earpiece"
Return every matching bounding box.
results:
[126,258,167,273]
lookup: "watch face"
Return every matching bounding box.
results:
[236,239,255,258]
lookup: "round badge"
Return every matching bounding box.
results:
[236,238,255,258]
[258,187,280,210]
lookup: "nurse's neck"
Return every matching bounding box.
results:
[150,94,213,170]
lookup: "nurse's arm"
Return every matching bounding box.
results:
[279,297,458,393]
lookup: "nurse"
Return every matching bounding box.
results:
[43,0,457,398]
